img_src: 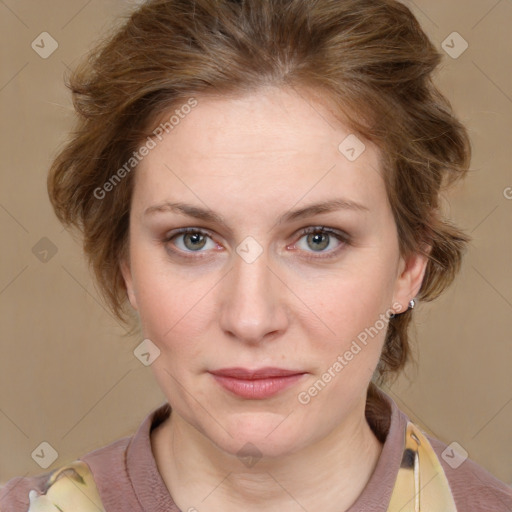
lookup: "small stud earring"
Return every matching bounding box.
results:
[408,298,416,310]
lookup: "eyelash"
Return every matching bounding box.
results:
[162,226,350,261]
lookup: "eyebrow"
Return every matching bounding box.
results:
[143,198,369,227]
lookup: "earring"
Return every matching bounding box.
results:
[389,298,416,319]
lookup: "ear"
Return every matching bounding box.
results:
[120,257,139,311]
[392,245,431,314]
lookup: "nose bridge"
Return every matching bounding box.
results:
[219,244,287,343]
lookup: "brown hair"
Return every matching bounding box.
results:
[47,0,471,392]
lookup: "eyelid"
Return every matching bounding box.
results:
[162,225,350,259]
[290,226,350,260]
[163,227,219,257]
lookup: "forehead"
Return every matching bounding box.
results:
[148,88,365,158]
[132,87,385,215]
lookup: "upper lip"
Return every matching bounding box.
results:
[209,367,305,379]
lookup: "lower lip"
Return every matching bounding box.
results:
[210,373,306,399]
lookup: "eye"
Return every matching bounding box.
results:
[164,227,218,256]
[163,226,349,260]
[293,226,349,259]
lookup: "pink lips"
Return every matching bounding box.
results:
[209,367,306,399]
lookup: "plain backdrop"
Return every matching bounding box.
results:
[0,0,511,486]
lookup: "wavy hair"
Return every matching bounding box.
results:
[47,0,471,404]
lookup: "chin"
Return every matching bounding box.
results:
[202,413,308,462]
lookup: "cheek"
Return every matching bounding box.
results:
[131,254,214,353]
[301,263,395,378]
[129,224,397,367]
[302,282,390,405]
[308,265,394,335]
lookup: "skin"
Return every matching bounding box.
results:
[120,86,429,512]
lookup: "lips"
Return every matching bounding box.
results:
[209,367,307,399]
[209,367,304,379]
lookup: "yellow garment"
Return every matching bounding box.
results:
[388,422,457,511]
[25,462,105,512]
[20,421,456,512]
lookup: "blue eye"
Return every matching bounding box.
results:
[163,226,349,260]
[164,228,216,254]
[294,227,349,260]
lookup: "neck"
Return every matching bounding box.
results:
[152,397,384,512]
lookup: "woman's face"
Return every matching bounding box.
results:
[121,87,427,458]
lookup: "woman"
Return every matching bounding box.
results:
[1,0,510,511]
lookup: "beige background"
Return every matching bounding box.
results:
[1,0,511,487]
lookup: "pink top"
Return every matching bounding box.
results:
[1,388,511,511]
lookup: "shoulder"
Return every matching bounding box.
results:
[374,388,512,511]
[1,471,49,512]
[426,434,512,511]
[0,460,105,512]
[0,402,169,512]
[0,437,130,512]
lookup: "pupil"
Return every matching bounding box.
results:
[185,233,206,250]
[309,232,328,251]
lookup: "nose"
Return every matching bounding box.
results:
[218,246,289,345]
